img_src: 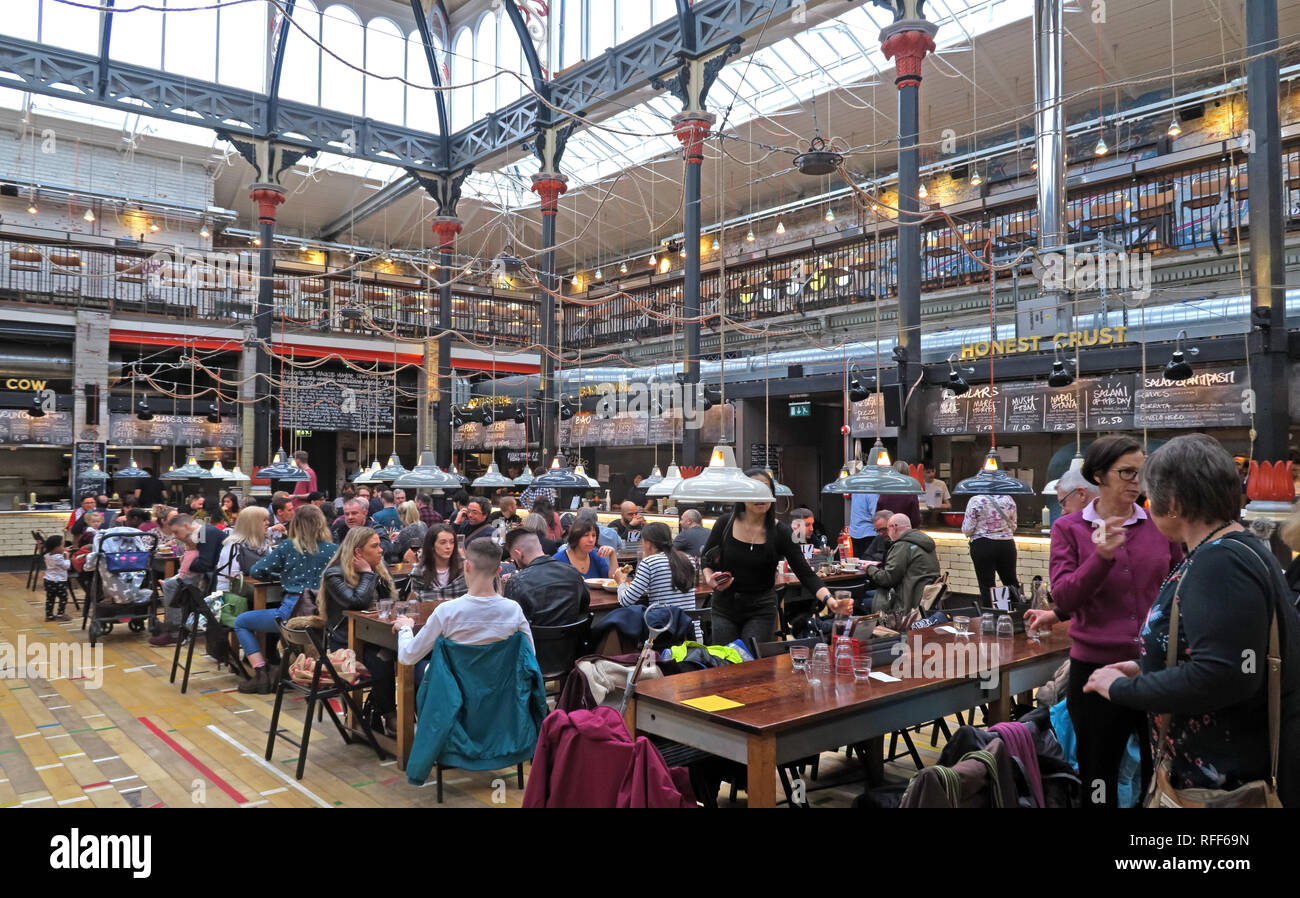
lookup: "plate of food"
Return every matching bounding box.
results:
[585,578,618,591]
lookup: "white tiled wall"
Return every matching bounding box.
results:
[926,530,1052,598]
[0,512,75,559]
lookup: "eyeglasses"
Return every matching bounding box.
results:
[1110,467,1142,482]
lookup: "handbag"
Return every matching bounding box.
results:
[1145,539,1283,808]
[218,592,248,628]
[919,571,949,613]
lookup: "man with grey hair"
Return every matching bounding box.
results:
[863,513,940,614]
[672,508,711,557]
[1056,469,1100,517]
[575,506,621,549]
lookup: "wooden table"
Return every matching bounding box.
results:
[152,553,177,580]
[244,577,283,656]
[344,607,430,771]
[629,630,1069,808]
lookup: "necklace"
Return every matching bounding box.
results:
[1190,521,1236,554]
[1163,521,1236,588]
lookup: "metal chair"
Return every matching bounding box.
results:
[531,613,592,695]
[27,530,45,591]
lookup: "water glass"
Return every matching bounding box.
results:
[853,654,873,682]
[981,612,998,635]
[834,643,856,678]
[953,615,971,637]
[997,614,1015,639]
[789,645,810,670]
[811,643,830,666]
[804,656,828,686]
[832,614,851,640]
[377,599,393,621]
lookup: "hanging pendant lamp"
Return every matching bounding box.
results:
[394,448,462,490]
[823,439,923,495]
[162,452,214,480]
[114,456,149,479]
[471,463,515,489]
[533,455,591,489]
[1042,452,1086,495]
[953,450,1034,495]
[447,463,470,486]
[668,445,774,504]
[645,464,683,497]
[573,463,601,488]
[78,462,109,482]
[370,452,409,484]
[208,460,231,479]
[258,446,308,482]
[766,468,794,497]
[640,465,665,490]
[512,467,535,487]
[225,465,251,483]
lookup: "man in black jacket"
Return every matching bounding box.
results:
[503,529,590,627]
[330,498,393,555]
[454,496,496,544]
[148,513,226,646]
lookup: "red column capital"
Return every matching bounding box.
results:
[430,216,463,253]
[881,29,936,88]
[672,112,715,165]
[249,183,286,224]
[531,174,569,216]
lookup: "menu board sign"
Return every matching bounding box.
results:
[1086,377,1136,430]
[1043,384,1084,433]
[965,387,1006,435]
[1135,367,1250,429]
[750,443,783,470]
[647,411,682,445]
[71,441,107,499]
[281,371,391,432]
[0,408,73,445]
[109,413,242,448]
[848,394,886,437]
[610,412,647,446]
[1001,382,1044,434]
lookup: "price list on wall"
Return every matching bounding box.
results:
[1086,377,1136,430]
[1134,367,1249,429]
[0,409,73,445]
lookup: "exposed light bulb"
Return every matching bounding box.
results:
[27,203,37,215]
[1167,117,1181,137]
[83,208,95,223]
[918,182,928,198]
[594,268,603,280]
[619,261,628,274]
[775,218,785,235]
[570,273,581,287]
[679,248,686,259]
[648,253,657,266]
[824,207,835,223]
[745,228,755,243]
[199,224,210,238]
[1094,135,1108,156]
[252,237,261,246]
[711,237,720,251]
[659,257,671,274]
[149,220,160,232]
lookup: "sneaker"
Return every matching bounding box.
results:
[148,631,178,647]
[45,615,57,622]
[53,614,71,622]
[382,712,398,737]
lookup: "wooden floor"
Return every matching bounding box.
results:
[0,572,956,809]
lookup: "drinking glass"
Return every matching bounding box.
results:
[804,656,828,686]
[853,654,873,682]
[953,615,971,637]
[981,612,998,635]
[997,614,1015,639]
[834,643,856,678]
[789,645,810,670]
[377,599,393,621]
[812,643,830,666]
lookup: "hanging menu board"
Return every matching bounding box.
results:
[610,412,648,446]
[965,388,1006,435]
[71,441,107,500]
[647,411,682,445]
[848,394,886,437]
[454,421,485,449]
[0,409,74,445]
[109,414,242,448]
[750,443,784,470]
[1086,377,1136,430]
[1043,382,1085,433]
[280,371,391,432]
[1135,367,1250,429]
[1000,382,1044,434]
[924,390,969,435]
[484,420,525,449]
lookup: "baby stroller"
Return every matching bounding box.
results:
[81,527,161,646]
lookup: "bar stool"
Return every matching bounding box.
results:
[27,531,46,591]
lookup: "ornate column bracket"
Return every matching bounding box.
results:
[527,122,576,179]
[879,20,937,87]
[652,38,743,116]
[531,174,569,215]
[410,167,474,218]
[217,130,316,190]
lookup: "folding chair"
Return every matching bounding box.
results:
[531,614,592,696]
[266,621,387,780]
[27,530,45,591]
[169,582,245,693]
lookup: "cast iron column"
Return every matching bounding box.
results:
[250,184,285,467]
[532,174,568,460]
[675,113,713,463]
[431,216,462,468]
[1245,0,1288,464]
[880,17,936,466]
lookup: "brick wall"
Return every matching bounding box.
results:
[0,512,75,559]
[927,530,1052,598]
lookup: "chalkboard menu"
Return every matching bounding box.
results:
[1001,382,1045,434]
[848,394,885,437]
[109,413,241,448]
[1086,377,1136,430]
[925,390,969,435]
[71,441,107,500]
[1043,383,1084,433]
[1135,367,1250,429]
[647,411,682,444]
[610,412,647,446]
[750,443,783,470]
[455,421,485,449]
[966,388,1005,435]
[0,409,73,445]
[281,371,391,432]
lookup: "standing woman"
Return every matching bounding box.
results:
[237,505,336,694]
[701,469,851,645]
[532,497,564,543]
[961,492,1021,605]
[407,523,466,600]
[1049,434,1183,807]
[1085,435,1300,807]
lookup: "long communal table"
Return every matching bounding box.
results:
[628,630,1070,808]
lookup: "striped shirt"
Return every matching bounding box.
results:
[616,552,701,639]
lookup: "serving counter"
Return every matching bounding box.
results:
[0,509,74,559]
[923,528,1052,596]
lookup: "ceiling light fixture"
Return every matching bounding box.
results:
[83,208,95,223]
[1163,329,1197,381]
[775,217,785,235]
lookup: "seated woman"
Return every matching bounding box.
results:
[236,505,336,694]
[319,526,398,733]
[214,492,241,528]
[406,523,466,600]
[553,520,624,583]
[1086,434,1300,807]
[215,506,269,594]
[390,500,428,565]
[521,513,563,556]
[617,522,699,638]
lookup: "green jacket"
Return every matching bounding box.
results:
[867,529,940,614]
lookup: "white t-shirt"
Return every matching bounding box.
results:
[397,593,534,665]
[923,479,951,509]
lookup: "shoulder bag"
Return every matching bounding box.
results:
[1145,539,1283,808]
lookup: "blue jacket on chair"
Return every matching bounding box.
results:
[406,632,548,784]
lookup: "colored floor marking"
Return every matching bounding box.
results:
[34,763,63,771]
[20,795,52,804]
[57,796,90,805]
[82,785,113,794]
[47,705,70,710]
[260,788,287,796]
[35,723,60,729]
[243,799,269,807]
[81,781,110,789]
[205,725,332,809]
[136,716,248,805]
[91,755,120,763]
[379,777,398,786]
[351,779,376,788]
[119,785,147,794]
[109,775,138,784]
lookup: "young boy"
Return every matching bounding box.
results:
[43,535,72,622]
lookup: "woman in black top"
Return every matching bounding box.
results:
[700,469,852,644]
[1086,435,1300,806]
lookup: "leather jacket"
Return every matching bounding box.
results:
[322,566,389,647]
[504,555,590,628]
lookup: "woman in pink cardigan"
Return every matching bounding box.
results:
[1048,435,1183,807]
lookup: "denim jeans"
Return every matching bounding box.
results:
[233,593,299,658]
